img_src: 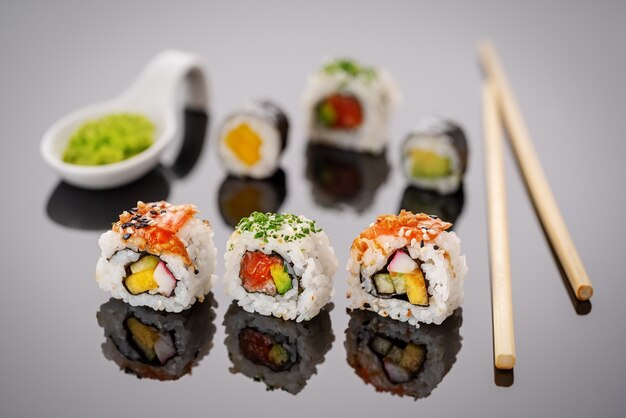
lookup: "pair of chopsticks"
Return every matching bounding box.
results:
[479,41,594,370]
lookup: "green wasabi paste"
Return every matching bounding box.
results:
[62,113,155,165]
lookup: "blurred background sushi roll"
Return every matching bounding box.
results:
[217,169,287,228]
[305,143,389,213]
[347,211,468,326]
[399,184,465,227]
[223,302,334,394]
[96,294,216,381]
[95,201,218,313]
[224,212,337,321]
[218,100,289,179]
[303,58,399,154]
[345,308,462,399]
[401,118,468,194]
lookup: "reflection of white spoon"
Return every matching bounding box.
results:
[40,50,209,189]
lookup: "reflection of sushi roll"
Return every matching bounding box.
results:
[401,118,468,194]
[96,201,218,312]
[97,294,216,380]
[345,308,462,399]
[399,184,465,226]
[218,169,287,228]
[304,58,399,154]
[218,100,289,179]
[305,143,389,212]
[347,211,468,326]
[224,212,337,321]
[224,302,334,394]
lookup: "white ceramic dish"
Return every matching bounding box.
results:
[40,50,209,189]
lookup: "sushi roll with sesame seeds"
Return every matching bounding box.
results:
[346,210,468,327]
[97,294,216,381]
[95,201,218,312]
[224,212,337,321]
[303,58,400,154]
[223,302,334,394]
[218,100,289,179]
[345,308,462,399]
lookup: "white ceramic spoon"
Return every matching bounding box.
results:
[40,50,209,189]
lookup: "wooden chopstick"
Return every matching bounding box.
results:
[484,81,516,370]
[478,40,594,301]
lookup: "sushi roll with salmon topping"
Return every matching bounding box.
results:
[96,201,218,312]
[346,210,468,326]
[401,117,468,194]
[218,100,289,179]
[303,58,399,154]
[224,212,337,321]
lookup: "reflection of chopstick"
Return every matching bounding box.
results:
[479,40,594,302]
[483,81,515,370]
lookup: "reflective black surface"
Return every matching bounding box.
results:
[2,1,626,417]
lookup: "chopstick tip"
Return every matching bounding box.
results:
[577,284,593,301]
[495,354,515,370]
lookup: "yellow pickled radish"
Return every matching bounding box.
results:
[125,269,158,295]
[225,123,262,166]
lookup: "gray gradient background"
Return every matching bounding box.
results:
[1,0,625,417]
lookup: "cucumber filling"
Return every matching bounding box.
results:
[369,249,430,306]
[369,334,426,384]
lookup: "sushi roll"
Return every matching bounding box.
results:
[218,100,289,179]
[345,308,462,399]
[399,184,465,226]
[303,58,399,154]
[346,210,468,326]
[97,295,216,380]
[96,201,218,312]
[223,302,334,394]
[305,143,389,213]
[217,169,287,228]
[401,118,468,194]
[224,212,337,321]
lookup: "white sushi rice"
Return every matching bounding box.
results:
[346,230,467,327]
[96,217,218,313]
[218,114,281,179]
[224,215,337,322]
[303,62,399,154]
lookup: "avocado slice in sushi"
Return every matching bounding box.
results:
[411,149,452,179]
[270,264,292,295]
[268,344,290,368]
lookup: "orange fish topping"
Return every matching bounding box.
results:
[113,201,197,266]
[352,210,451,255]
